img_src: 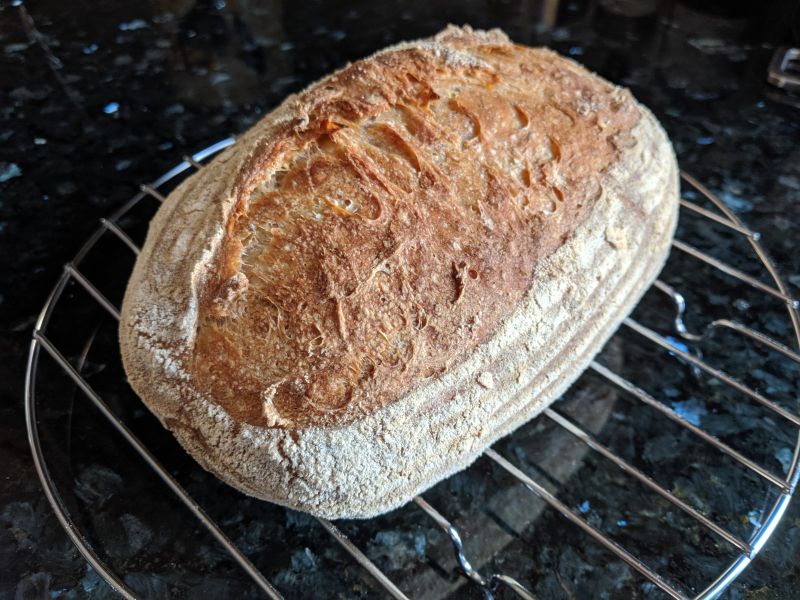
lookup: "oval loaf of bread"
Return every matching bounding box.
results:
[120,25,679,518]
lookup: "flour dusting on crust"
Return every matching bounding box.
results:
[119,25,679,518]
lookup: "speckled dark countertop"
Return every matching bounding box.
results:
[2,1,800,599]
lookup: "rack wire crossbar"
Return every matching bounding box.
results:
[25,140,800,600]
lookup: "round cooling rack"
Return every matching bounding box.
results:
[25,138,800,600]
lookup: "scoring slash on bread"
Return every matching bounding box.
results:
[120,25,679,518]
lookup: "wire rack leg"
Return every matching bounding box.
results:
[413,496,538,600]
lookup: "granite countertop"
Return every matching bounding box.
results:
[1,1,799,598]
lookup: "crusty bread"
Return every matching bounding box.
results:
[120,25,679,518]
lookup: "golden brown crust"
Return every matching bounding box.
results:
[186,26,640,429]
[120,25,679,518]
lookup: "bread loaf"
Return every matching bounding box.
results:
[120,25,679,518]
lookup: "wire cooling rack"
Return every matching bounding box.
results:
[25,138,800,600]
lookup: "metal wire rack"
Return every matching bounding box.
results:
[25,138,800,600]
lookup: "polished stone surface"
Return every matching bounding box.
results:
[1,1,799,598]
